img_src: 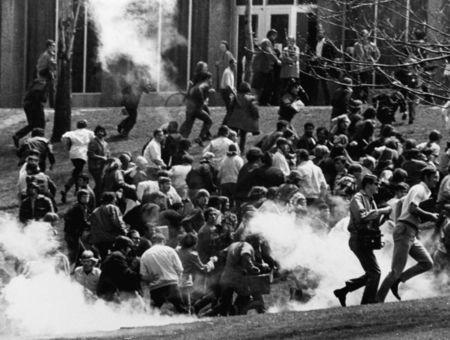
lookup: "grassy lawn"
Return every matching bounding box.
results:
[1,105,448,338]
[0,104,444,212]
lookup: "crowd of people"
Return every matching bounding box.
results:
[6,25,450,317]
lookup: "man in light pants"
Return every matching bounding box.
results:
[377,167,439,302]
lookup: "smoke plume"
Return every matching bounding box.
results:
[88,0,186,91]
[248,207,449,311]
[0,214,193,338]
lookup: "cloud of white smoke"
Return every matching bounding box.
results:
[0,214,194,338]
[88,0,185,90]
[248,208,448,312]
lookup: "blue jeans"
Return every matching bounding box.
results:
[377,221,433,302]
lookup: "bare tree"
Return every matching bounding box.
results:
[51,0,82,142]
[305,0,450,103]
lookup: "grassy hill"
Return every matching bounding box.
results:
[52,296,450,339]
[0,104,444,213]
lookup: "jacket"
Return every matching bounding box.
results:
[88,137,109,172]
[97,251,140,298]
[89,204,127,244]
[227,93,260,134]
[64,203,90,240]
[19,195,54,223]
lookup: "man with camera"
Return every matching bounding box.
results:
[334,174,391,306]
[377,167,438,302]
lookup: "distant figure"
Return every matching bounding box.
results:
[36,39,56,108]
[216,40,235,90]
[118,80,153,137]
[180,72,214,146]
[13,80,48,148]
[353,29,380,103]
[280,37,300,90]
[227,82,260,153]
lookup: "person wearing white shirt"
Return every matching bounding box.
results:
[203,125,235,166]
[296,149,328,203]
[140,233,186,312]
[73,250,101,294]
[143,129,166,168]
[136,177,181,207]
[377,167,439,302]
[61,120,94,203]
[218,144,244,205]
[158,177,182,206]
[272,138,291,177]
[220,59,236,124]
[168,155,193,198]
[417,130,442,167]
[136,179,159,202]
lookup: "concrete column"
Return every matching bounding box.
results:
[208,0,234,95]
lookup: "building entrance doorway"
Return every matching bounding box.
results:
[235,2,316,84]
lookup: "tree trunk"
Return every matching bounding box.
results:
[243,0,253,83]
[51,0,81,142]
[52,57,72,142]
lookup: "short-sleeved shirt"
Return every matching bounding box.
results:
[398,181,431,226]
[143,139,163,167]
[62,128,94,161]
[73,267,101,293]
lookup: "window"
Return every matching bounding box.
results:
[267,0,294,5]
[72,4,102,93]
[236,0,263,6]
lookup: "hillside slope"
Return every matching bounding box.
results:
[53,296,450,340]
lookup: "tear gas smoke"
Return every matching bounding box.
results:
[88,0,186,91]
[0,214,194,338]
[248,207,449,312]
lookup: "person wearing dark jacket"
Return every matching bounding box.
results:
[19,182,54,224]
[97,236,141,301]
[227,82,260,152]
[253,152,285,188]
[186,153,217,199]
[297,122,317,155]
[117,79,152,137]
[17,128,55,172]
[331,77,354,119]
[89,192,128,260]
[278,80,308,124]
[251,39,281,106]
[161,121,182,167]
[123,203,160,241]
[334,175,391,306]
[13,79,48,148]
[179,72,213,144]
[64,189,91,264]
[309,30,341,105]
[235,148,263,207]
[88,125,109,199]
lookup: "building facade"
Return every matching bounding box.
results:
[0,0,446,107]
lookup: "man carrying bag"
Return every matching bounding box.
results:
[334,175,391,306]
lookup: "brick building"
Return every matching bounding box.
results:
[0,0,447,107]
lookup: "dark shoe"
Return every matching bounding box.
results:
[60,190,67,204]
[402,113,407,121]
[12,135,19,148]
[334,288,347,307]
[391,279,402,301]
